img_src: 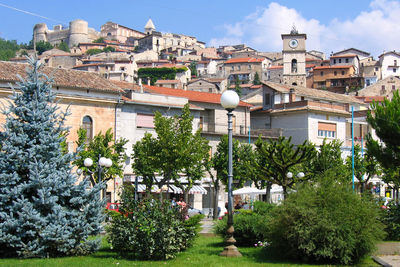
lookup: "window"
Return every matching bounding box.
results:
[339,59,342,63]
[318,122,336,138]
[237,65,241,70]
[395,60,397,66]
[320,71,323,76]
[394,68,397,73]
[392,85,396,91]
[333,59,336,64]
[334,71,337,76]
[341,71,345,75]
[291,59,297,73]
[345,58,349,63]
[136,113,155,128]
[264,93,271,106]
[82,116,93,142]
[375,67,379,71]
[248,64,251,70]
[199,116,204,131]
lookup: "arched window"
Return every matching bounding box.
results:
[292,82,297,86]
[82,116,93,142]
[291,59,297,73]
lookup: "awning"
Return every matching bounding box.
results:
[169,184,183,194]
[137,184,159,193]
[188,185,207,195]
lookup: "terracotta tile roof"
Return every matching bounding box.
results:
[143,85,252,107]
[0,61,123,93]
[225,57,264,64]
[229,83,253,88]
[313,65,353,70]
[268,65,283,70]
[250,84,262,89]
[72,63,109,68]
[110,80,141,91]
[355,96,385,103]
[261,81,364,105]
[306,64,315,68]
[156,80,180,84]
[330,54,357,59]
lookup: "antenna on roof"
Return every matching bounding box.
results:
[290,24,298,35]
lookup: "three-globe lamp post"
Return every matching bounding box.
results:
[84,155,112,200]
[219,90,242,257]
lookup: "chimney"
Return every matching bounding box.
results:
[138,78,143,94]
[289,88,296,103]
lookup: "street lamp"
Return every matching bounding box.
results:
[219,90,242,257]
[84,155,112,200]
[286,172,305,179]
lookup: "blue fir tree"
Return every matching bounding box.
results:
[0,58,105,258]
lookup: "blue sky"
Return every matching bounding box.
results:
[0,0,399,57]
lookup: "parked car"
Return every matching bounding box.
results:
[188,206,202,217]
[106,203,120,212]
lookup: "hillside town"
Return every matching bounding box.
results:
[1,14,400,265]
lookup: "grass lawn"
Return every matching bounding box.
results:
[0,235,378,267]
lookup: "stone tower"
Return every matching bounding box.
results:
[281,26,306,86]
[144,19,155,35]
[68,19,89,47]
[33,23,48,43]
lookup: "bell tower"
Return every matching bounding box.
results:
[281,26,306,86]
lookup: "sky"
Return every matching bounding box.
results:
[0,0,399,58]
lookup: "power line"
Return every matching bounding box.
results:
[0,2,65,24]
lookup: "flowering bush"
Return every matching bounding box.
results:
[254,241,269,248]
[106,186,196,260]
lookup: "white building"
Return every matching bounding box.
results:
[378,51,400,80]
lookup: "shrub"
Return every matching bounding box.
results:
[86,48,103,55]
[214,202,275,246]
[266,171,385,265]
[106,187,196,260]
[381,202,400,240]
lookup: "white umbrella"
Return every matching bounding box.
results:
[232,187,266,195]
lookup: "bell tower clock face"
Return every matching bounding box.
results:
[289,39,298,48]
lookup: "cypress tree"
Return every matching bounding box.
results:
[0,58,104,258]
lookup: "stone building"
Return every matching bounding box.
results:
[33,19,100,48]
[378,51,400,80]
[138,19,205,53]
[100,21,145,44]
[0,60,123,203]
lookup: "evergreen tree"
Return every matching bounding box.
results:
[253,72,261,85]
[0,58,104,258]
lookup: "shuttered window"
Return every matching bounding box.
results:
[318,122,336,138]
[136,114,154,128]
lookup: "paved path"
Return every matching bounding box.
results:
[373,242,400,267]
[199,218,216,236]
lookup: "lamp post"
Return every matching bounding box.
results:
[84,154,112,200]
[219,90,242,257]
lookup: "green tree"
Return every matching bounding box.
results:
[85,48,103,55]
[253,72,261,85]
[254,136,316,199]
[234,76,242,96]
[346,144,381,193]
[131,104,210,200]
[103,46,116,53]
[0,38,19,60]
[307,139,345,176]
[131,133,159,198]
[177,105,210,202]
[367,91,400,197]
[93,37,105,43]
[74,128,128,188]
[210,135,254,217]
[57,42,70,52]
[189,61,197,77]
[35,40,53,55]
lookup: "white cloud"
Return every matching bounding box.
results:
[209,0,400,57]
